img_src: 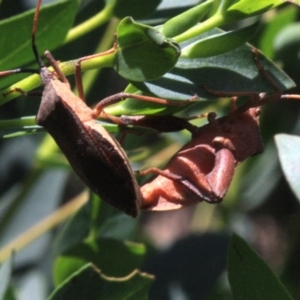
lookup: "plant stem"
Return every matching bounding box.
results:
[173,13,225,43]
[65,1,117,44]
[0,52,116,106]
[73,18,120,98]
[0,116,36,129]
[0,191,88,263]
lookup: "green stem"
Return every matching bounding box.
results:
[73,18,120,98]
[0,50,116,106]
[0,116,36,129]
[0,191,88,263]
[65,0,117,44]
[36,134,60,162]
[173,12,225,43]
[87,194,102,241]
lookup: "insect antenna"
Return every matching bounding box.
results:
[31,0,46,70]
[0,0,44,77]
[30,0,69,85]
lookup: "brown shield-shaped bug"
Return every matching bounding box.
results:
[0,1,147,217]
[0,0,142,216]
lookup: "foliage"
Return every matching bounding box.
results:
[0,0,300,299]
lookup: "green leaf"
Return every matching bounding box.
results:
[275,134,300,202]
[54,202,92,257]
[258,6,298,58]
[54,200,139,257]
[227,0,286,18]
[181,22,260,58]
[273,23,300,63]
[111,29,294,115]
[49,264,154,300]
[85,193,142,242]
[115,17,180,81]
[112,0,161,19]
[228,234,293,300]
[161,0,214,38]
[0,0,78,90]
[53,238,146,286]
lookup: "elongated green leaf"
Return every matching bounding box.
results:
[275,134,300,202]
[228,234,293,300]
[0,0,78,90]
[49,264,154,300]
[53,238,146,286]
[181,22,260,58]
[227,0,286,18]
[116,17,180,81]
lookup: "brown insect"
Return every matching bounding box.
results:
[0,1,139,216]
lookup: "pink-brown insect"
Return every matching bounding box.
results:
[139,104,263,210]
